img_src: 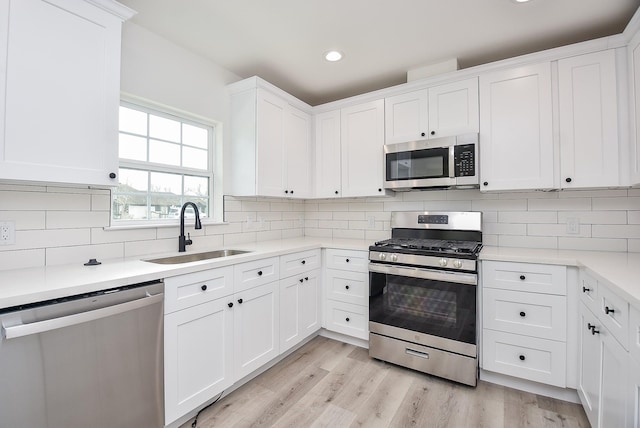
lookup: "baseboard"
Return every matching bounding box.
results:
[480,369,580,404]
[319,328,369,349]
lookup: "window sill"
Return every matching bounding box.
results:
[104,220,228,231]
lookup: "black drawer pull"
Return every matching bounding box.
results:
[588,323,596,331]
[345,259,350,263]
[519,275,526,280]
[605,306,615,315]
[201,285,207,291]
[591,327,600,335]
[582,286,590,293]
[301,260,306,264]
[299,278,304,283]
[519,311,526,317]
[228,302,233,308]
[257,270,263,276]
[305,277,308,281]
[345,285,350,290]
[519,355,525,361]
[237,298,243,304]
[345,317,350,322]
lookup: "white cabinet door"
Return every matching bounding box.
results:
[384,90,428,144]
[631,37,640,186]
[558,50,620,188]
[479,62,554,191]
[578,303,601,428]
[284,106,312,198]
[256,89,287,197]
[280,269,321,353]
[0,0,129,187]
[428,77,479,138]
[314,109,342,198]
[234,282,279,379]
[630,354,640,428]
[341,99,386,197]
[600,328,628,428]
[164,298,234,425]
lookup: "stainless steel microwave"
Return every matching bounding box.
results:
[384,133,479,190]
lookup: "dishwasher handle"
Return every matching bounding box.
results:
[2,292,164,340]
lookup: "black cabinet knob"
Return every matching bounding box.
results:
[519,311,526,317]
[299,278,304,283]
[238,298,243,304]
[378,188,382,192]
[483,182,488,186]
[430,131,435,136]
[285,190,289,194]
[519,355,525,361]
[345,317,350,322]
[605,306,615,315]
[305,277,309,281]
[201,285,207,291]
[301,260,306,265]
[345,285,350,290]
[334,190,339,195]
[291,190,294,194]
[421,132,426,137]
[519,275,526,280]
[228,302,233,308]
[257,271,263,276]
[346,259,350,263]
[109,172,116,179]
[566,177,572,183]
[582,286,590,293]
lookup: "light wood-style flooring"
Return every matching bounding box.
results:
[187,336,589,428]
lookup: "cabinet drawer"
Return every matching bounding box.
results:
[164,266,234,314]
[599,284,629,349]
[324,300,368,340]
[280,249,321,279]
[325,249,368,272]
[234,257,279,293]
[482,261,566,295]
[482,329,566,387]
[326,269,369,306]
[483,288,566,341]
[579,270,599,314]
[631,305,640,364]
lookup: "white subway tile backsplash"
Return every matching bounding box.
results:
[558,237,627,252]
[0,249,45,270]
[425,200,473,211]
[46,243,124,266]
[592,197,640,211]
[592,224,640,239]
[498,211,557,224]
[483,223,527,236]
[628,239,640,252]
[383,201,425,212]
[557,211,627,225]
[91,227,156,244]
[527,223,592,238]
[471,199,527,212]
[0,191,91,211]
[339,229,366,240]
[125,238,176,258]
[46,211,110,229]
[91,194,111,211]
[559,189,628,198]
[2,229,90,251]
[498,235,558,249]
[223,232,257,246]
[0,211,45,229]
[333,211,365,221]
[528,198,591,211]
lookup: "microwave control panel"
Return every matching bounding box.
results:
[454,144,476,177]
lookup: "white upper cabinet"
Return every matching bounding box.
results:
[428,78,479,139]
[341,100,387,197]
[384,78,479,144]
[314,109,342,198]
[229,82,312,198]
[629,32,640,186]
[558,50,621,188]
[479,62,554,191]
[0,0,133,187]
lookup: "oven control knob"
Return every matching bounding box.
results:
[453,260,463,269]
[391,254,398,262]
[379,253,387,261]
[439,258,448,267]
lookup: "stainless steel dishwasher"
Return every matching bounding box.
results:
[0,280,164,428]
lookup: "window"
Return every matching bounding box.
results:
[113,101,216,224]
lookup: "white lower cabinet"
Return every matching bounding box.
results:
[280,269,321,353]
[630,353,640,428]
[577,270,632,428]
[323,249,369,340]
[164,298,234,425]
[481,261,568,388]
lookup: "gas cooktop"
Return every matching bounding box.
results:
[372,238,482,256]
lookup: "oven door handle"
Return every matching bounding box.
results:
[368,262,477,286]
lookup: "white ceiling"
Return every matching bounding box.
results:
[119,0,640,106]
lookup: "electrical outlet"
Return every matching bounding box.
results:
[566,218,580,234]
[0,221,15,245]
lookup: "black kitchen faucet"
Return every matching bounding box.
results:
[178,202,202,252]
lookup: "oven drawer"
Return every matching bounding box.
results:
[483,288,566,341]
[482,329,566,387]
[324,300,368,340]
[325,249,368,272]
[482,261,566,295]
[326,270,369,306]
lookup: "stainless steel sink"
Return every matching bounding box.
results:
[144,249,251,264]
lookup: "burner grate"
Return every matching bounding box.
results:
[374,238,482,255]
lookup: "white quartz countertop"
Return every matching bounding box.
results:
[0,237,370,310]
[480,246,640,309]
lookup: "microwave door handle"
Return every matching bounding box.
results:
[449,146,455,178]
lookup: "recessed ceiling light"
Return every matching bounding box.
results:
[324,51,343,62]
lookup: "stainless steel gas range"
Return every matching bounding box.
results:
[368,211,482,386]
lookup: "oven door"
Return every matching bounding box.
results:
[369,263,477,347]
[384,140,456,189]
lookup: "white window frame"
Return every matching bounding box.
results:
[112,94,223,227]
